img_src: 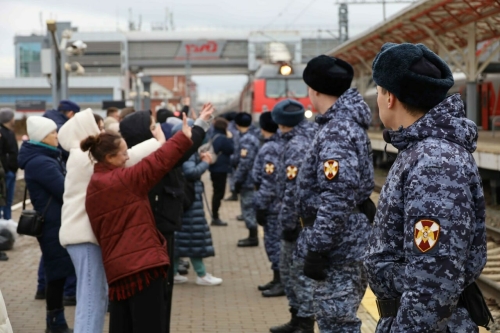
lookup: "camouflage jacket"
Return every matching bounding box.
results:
[233,129,260,189]
[295,88,374,261]
[364,94,486,332]
[277,120,317,232]
[252,134,282,214]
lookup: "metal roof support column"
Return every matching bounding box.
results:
[466,22,478,125]
[356,67,368,95]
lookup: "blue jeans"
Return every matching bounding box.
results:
[67,243,108,333]
[37,256,77,297]
[0,171,15,220]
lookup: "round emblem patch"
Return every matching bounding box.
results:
[265,163,275,175]
[286,165,298,180]
[414,219,440,253]
[323,160,339,180]
[240,149,248,157]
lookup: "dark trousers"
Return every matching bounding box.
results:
[37,256,77,297]
[165,233,174,333]
[46,277,66,311]
[109,277,167,333]
[210,172,227,219]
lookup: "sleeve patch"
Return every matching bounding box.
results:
[286,165,298,180]
[323,159,339,181]
[265,162,275,175]
[414,219,440,253]
[240,149,248,157]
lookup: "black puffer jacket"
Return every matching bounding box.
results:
[120,111,207,235]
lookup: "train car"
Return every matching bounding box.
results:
[239,63,316,122]
[364,72,500,130]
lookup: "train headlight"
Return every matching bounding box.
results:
[279,64,293,76]
[305,110,313,119]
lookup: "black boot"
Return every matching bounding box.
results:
[262,282,285,297]
[211,218,228,226]
[270,308,299,333]
[291,317,314,333]
[224,192,238,201]
[258,270,279,291]
[237,228,259,247]
[45,308,73,333]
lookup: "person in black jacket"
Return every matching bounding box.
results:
[209,117,234,226]
[0,108,18,220]
[120,105,213,333]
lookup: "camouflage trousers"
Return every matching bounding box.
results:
[314,262,367,333]
[228,168,236,192]
[264,214,281,271]
[240,189,256,230]
[280,240,315,318]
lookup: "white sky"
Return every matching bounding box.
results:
[0,0,414,100]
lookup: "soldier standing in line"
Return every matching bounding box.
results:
[295,55,374,333]
[269,99,317,333]
[365,43,486,332]
[251,112,285,298]
[233,112,261,247]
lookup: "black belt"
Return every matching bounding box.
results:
[299,207,362,229]
[376,298,400,318]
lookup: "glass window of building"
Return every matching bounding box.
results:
[19,42,41,77]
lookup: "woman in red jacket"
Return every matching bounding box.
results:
[82,115,193,333]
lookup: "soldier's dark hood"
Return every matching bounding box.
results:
[385,93,478,153]
[316,88,372,129]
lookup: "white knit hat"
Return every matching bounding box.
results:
[27,116,57,142]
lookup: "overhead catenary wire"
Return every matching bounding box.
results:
[285,0,319,30]
[260,0,299,31]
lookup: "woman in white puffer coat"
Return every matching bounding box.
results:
[0,289,13,333]
[58,108,163,333]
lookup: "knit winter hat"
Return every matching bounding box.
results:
[259,112,278,133]
[103,116,118,130]
[271,99,305,127]
[234,113,252,127]
[27,116,57,142]
[0,108,14,124]
[372,42,454,109]
[303,55,354,97]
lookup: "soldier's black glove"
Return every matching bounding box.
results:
[256,209,267,226]
[303,251,329,281]
[234,182,242,194]
[282,227,300,242]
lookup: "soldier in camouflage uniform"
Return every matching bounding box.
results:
[294,55,374,333]
[233,112,261,247]
[365,43,486,332]
[269,99,317,333]
[251,112,285,297]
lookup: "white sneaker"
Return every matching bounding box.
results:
[174,273,188,284]
[196,273,223,286]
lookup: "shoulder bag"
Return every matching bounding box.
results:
[17,186,52,237]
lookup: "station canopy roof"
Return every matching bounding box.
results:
[328,0,500,68]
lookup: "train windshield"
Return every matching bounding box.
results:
[266,79,308,98]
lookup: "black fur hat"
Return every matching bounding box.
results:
[259,112,278,133]
[303,55,354,97]
[271,99,305,127]
[234,112,252,127]
[372,43,454,109]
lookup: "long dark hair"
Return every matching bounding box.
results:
[81,132,122,163]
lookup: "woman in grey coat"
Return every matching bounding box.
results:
[173,150,222,286]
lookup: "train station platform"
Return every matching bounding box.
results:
[0,176,378,333]
[368,130,500,172]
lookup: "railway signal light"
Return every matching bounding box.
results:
[279,64,293,76]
